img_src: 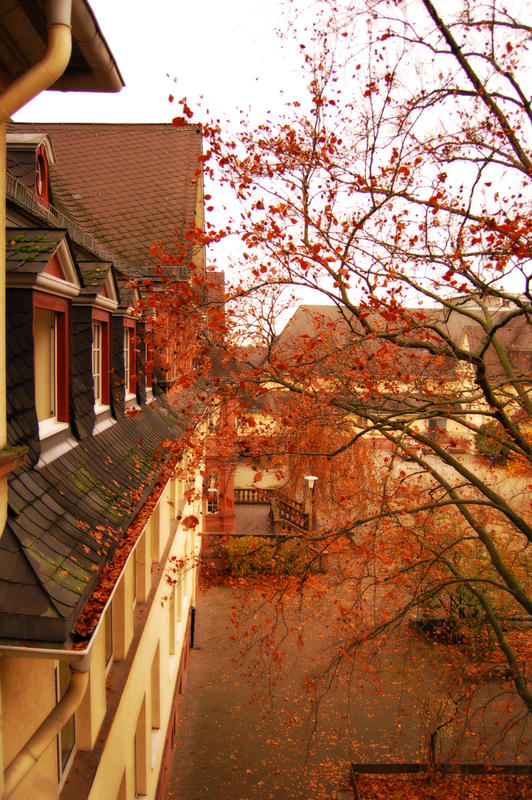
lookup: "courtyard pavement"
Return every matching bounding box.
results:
[165,576,531,800]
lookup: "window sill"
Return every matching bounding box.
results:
[93,404,115,435]
[37,419,78,468]
[125,393,138,410]
[38,417,69,440]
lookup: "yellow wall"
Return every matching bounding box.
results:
[1,659,58,800]
[84,476,201,800]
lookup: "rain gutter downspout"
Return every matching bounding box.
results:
[0,0,73,123]
[3,667,88,798]
[0,517,147,796]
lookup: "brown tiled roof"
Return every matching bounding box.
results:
[7,122,203,274]
[274,303,532,382]
[273,304,459,380]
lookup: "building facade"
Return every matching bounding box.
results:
[0,8,211,798]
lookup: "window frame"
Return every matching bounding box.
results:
[33,291,69,424]
[123,318,136,398]
[92,309,110,407]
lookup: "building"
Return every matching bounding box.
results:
[0,6,212,799]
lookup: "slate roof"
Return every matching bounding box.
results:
[0,398,187,645]
[6,227,74,275]
[7,122,203,275]
[2,122,209,648]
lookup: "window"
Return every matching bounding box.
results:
[428,417,447,438]
[134,698,147,797]
[56,662,76,780]
[34,308,57,420]
[93,322,102,403]
[35,144,50,207]
[34,293,69,426]
[206,474,218,514]
[92,310,110,407]
[145,338,153,389]
[207,489,218,514]
[123,320,136,397]
[105,604,113,670]
[168,586,176,655]
[151,646,160,730]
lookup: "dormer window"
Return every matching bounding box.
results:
[123,320,136,398]
[92,312,110,407]
[6,229,81,450]
[35,150,49,205]
[6,133,55,210]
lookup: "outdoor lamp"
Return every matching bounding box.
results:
[304,475,318,490]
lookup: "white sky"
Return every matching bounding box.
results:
[14,0,304,125]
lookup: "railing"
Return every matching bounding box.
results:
[6,174,191,281]
[234,487,270,504]
[275,489,306,514]
[275,496,309,530]
[235,486,310,531]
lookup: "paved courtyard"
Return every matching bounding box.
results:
[166,577,531,800]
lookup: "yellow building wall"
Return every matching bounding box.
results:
[1,658,58,800]
[84,512,200,800]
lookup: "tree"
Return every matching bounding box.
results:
[189,0,532,734]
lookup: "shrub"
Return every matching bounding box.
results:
[475,421,510,465]
[224,535,307,577]
[224,536,273,577]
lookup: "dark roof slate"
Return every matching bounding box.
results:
[1,398,188,645]
[6,227,70,273]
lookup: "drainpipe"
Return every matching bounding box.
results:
[0,8,73,791]
[3,665,88,798]
[0,0,73,123]
[0,525,133,797]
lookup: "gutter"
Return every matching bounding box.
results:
[0,0,74,123]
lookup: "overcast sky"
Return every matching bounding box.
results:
[14,0,303,126]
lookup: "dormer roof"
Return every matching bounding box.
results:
[6,227,81,297]
[77,261,119,311]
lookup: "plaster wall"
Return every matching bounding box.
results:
[1,657,58,800]
[84,515,200,800]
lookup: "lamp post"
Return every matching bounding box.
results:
[303,474,318,531]
[304,474,324,570]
